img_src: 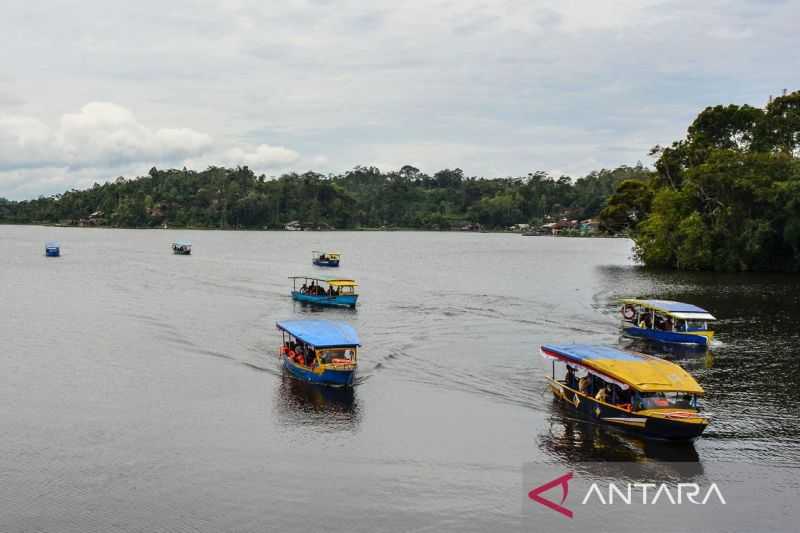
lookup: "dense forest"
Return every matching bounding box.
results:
[0,164,652,231]
[600,90,800,272]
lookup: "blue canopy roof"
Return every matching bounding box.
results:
[541,344,643,362]
[174,240,192,246]
[627,299,709,314]
[45,241,59,248]
[276,320,360,348]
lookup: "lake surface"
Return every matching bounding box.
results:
[1,226,798,532]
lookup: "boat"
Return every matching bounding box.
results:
[312,250,340,267]
[45,241,60,257]
[276,319,359,387]
[172,241,192,255]
[620,299,715,346]
[290,276,358,308]
[540,344,709,441]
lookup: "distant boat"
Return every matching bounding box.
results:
[620,299,715,347]
[276,319,360,387]
[172,241,192,255]
[312,250,341,267]
[289,276,358,308]
[45,241,60,257]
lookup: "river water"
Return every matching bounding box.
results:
[1,226,798,532]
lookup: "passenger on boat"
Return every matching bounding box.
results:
[301,282,308,293]
[565,366,577,389]
[595,386,609,403]
[578,376,590,394]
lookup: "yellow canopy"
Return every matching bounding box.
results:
[590,357,704,394]
[327,279,357,287]
[541,344,704,394]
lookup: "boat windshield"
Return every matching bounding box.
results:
[635,392,699,410]
[318,347,356,364]
[682,319,708,331]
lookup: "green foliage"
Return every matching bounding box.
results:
[629,90,800,272]
[1,164,651,231]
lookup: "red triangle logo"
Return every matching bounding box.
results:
[528,472,574,519]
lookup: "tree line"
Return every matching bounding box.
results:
[0,164,652,231]
[600,90,800,272]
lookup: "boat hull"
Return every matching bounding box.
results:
[291,291,357,308]
[283,356,355,387]
[623,326,711,346]
[312,259,339,267]
[548,379,707,441]
[173,250,191,255]
[45,249,60,257]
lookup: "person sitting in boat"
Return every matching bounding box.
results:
[294,344,306,364]
[595,385,609,403]
[301,282,308,293]
[578,376,590,395]
[565,366,577,389]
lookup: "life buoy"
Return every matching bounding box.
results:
[621,305,636,320]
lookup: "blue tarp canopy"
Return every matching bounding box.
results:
[541,344,643,362]
[634,299,709,314]
[45,241,59,248]
[276,320,360,348]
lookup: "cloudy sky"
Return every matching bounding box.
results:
[1,0,798,199]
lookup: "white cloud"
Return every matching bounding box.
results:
[0,102,212,172]
[0,102,301,198]
[220,144,299,168]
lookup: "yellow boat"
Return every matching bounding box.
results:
[541,344,709,440]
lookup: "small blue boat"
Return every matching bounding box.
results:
[45,241,60,257]
[620,299,716,347]
[290,276,358,308]
[312,250,341,267]
[172,240,192,255]
[276,319,360,387]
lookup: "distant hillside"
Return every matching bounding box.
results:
[0,164,652,230]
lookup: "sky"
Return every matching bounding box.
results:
[1,0,798,199]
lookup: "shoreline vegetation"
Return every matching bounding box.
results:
[0,164,651,235]
[602,90,800,272]
[1,90,797,271]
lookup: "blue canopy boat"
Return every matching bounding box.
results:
[45,241,60,257]
[312,250,341,267]
[172,240,192,255]
[290,276,358,308]
[620,299,716,347]
[277,319,360,387]
[541,344,709,440]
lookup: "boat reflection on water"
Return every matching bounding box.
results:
[273,374,361,431]
[619,337,715,369]
[540,400,701,465]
